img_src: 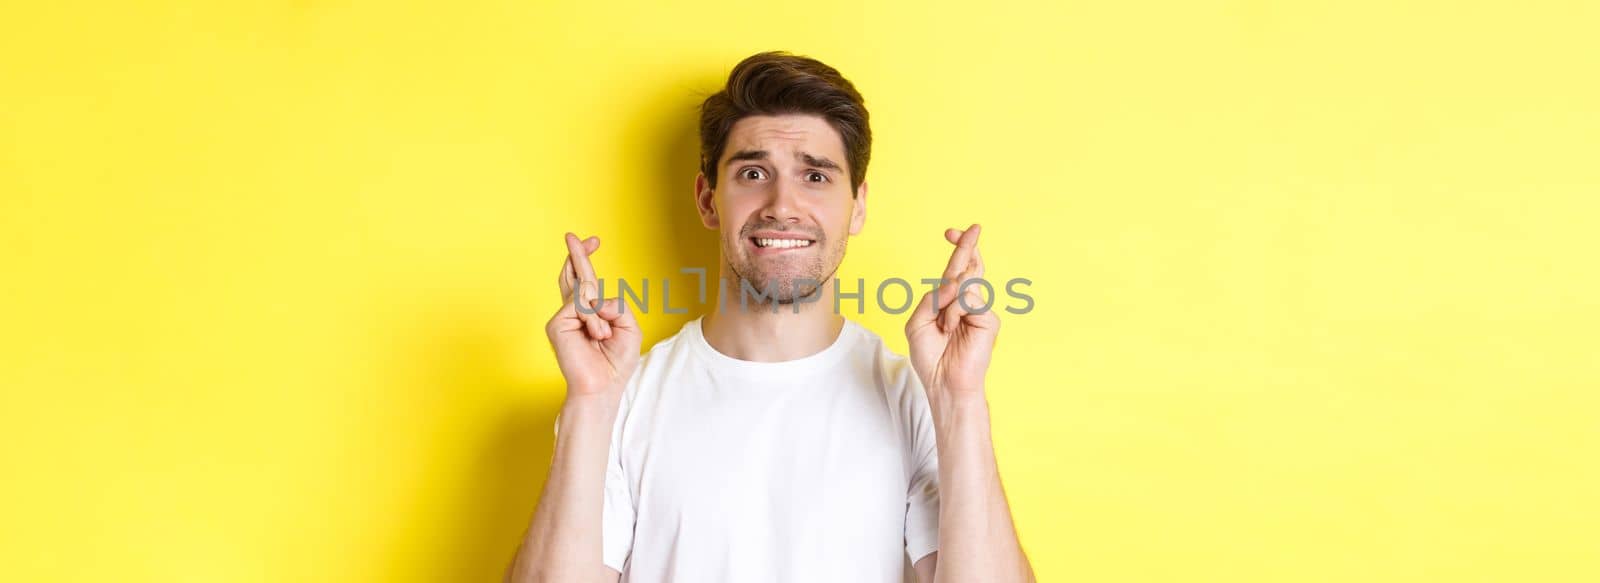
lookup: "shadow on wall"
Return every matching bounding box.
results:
[452,383,562,582]
[374,307,562,583]
[421,71,723,581]
[636,71,726,345]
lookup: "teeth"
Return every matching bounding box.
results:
[755,238,814,249]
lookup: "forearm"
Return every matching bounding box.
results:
[507,393,621,583]
[928,391,1034,583]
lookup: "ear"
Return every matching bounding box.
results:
[694,171,719,230]
[848,180,868,236]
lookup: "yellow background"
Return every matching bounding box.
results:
[3,1,1597,581]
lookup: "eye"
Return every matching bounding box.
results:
[804,171,829,183]
[739,167,767,181]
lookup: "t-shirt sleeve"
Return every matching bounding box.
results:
[902,367,942,565]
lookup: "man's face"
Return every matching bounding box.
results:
[696,114,866,304]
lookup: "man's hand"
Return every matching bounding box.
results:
[906,224,999,398]
[509,235,633,583]
[905,225,1035,583]
[547,232,642,397]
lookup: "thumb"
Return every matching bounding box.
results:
[595,297,639,335]
[906,289,943,336]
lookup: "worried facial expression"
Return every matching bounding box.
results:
[696,114,867,304]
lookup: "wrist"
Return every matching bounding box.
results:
[925,387,992,445]
[926,383,988,410]
[561,390,622,417]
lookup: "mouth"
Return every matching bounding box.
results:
[747,234,817,254]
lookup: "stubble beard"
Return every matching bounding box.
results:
[727,231,846,306]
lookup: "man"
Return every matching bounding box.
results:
[508,51,1034,583]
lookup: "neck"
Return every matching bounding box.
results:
[700,265,845,362]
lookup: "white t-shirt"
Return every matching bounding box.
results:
[596,316,942,582]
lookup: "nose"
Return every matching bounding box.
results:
[760,180,803,224]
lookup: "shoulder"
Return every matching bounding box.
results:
[619,318,701,403]
[844,319,927,404]
[845,321,937,459]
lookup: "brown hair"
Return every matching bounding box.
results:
[699,51,871,194]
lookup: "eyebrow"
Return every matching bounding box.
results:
[801,153,842,172]
[725,149,769,164]
[724,149,843,172]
